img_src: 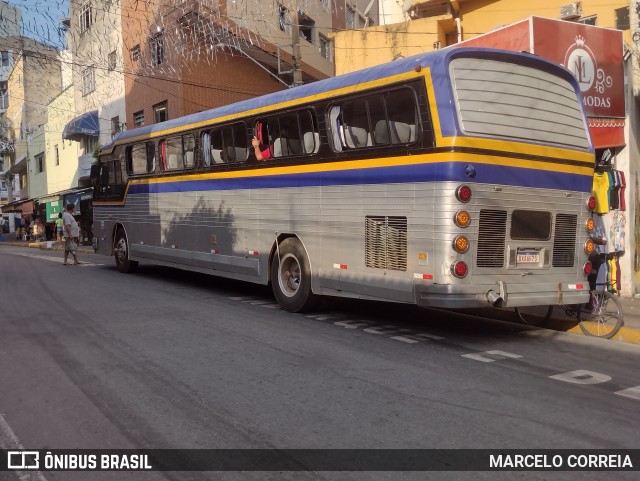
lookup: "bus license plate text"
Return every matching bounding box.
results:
[517,252,540,264]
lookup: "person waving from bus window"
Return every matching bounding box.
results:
[251,135,271,161]
[251,123,271,161]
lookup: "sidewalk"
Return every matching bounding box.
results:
[0,237,95,254]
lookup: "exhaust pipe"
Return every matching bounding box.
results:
[486,290,503,308]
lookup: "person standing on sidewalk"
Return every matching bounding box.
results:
[55,213,64,243]
[63,203,80,265]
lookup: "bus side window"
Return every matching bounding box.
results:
[299,110,319,154]
[328,106,343,152]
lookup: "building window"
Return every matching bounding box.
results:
[278,5,288,33]
[319,35,331,61]
[577,15,597,26]
[111,116,121,138]
[0,51,9,66]
[154,101,168,123]
[79,2,93,33]
[131,45,140,62]
[55,145,59,166]
[133,110,145,128]
[108,50,117,70]
[35,153,45,174]
[299,13,315,44]
[82,67,95,95]
[615,7,630,30]
[81,136,97,156]
[0,81,7,110]
[150,33,165,67]
[346,6,355,29]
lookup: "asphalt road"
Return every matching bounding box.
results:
[0,245,639,481]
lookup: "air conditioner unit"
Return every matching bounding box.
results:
[560,2,582,20]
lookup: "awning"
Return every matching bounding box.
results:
[588,118,626,149]
[62,110,99,141]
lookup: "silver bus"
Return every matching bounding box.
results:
[92,47,596,313]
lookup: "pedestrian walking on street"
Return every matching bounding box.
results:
[63,203,80,265]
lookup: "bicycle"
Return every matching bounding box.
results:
[514,285,623,339]
[575,286,624,339]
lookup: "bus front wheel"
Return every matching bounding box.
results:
[114,229,138,274]
[271,238,318,312]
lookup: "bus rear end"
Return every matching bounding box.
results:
[417,50,594,309]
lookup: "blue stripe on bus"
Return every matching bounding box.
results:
[126,162,592,196]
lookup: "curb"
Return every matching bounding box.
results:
[0,240,95,254]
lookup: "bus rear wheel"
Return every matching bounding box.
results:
[114,229,138,273]
[271,238,318,312]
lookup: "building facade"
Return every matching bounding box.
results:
[65,0,127,172]
[121,0,379,127]
[2,37,62,200]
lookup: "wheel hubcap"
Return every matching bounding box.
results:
[279,253,301,297]
[115,238,127,263]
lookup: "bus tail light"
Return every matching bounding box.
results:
[587,196,596,211]
[453,235,469,253]
[583,261,592,275]
[584,239,595,255]
[455,185,472,203]
[585,217,594,233]
[454,210,470,228]
[451,261,468,278]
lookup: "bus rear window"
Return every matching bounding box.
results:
[511,210,551,240]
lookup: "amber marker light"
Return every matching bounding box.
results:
[584,239,595,255]
[451,261,468,278]
[454,210,470,228]
[453,235,469,253]
[455,185,472,203]
[585,217,594,233]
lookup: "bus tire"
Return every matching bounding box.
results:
[271,238,318,312]
[114,228,138,274]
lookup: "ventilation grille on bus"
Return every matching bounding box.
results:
[553,214,577,267]
[477,209,507,267]
[365,216,407,271]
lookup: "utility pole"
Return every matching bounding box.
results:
[291,5,303,87]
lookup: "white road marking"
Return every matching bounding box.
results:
[391,332,445,343]
[333,320,371,329]
[462,350,523,363]
[549,370,612,385]
[614,386,640,400]
[0,414,48,481]
[362,325,400,335]
[305,314,340,321]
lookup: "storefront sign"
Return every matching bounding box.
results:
[461,16,625,146]
[45,199,63,221]
[64,194,82,216]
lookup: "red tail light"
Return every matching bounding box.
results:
[451,261,468,278]
[456,185,472,203]
[587,196,596,211]
[583,261,592,275]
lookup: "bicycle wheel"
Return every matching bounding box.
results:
[577,291,623,339]
[514,305,553,326]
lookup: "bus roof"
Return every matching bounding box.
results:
[102,46,578,153]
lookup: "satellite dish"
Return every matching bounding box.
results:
[403,0,414,12]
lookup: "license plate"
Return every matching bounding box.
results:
[517,251,540,264]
